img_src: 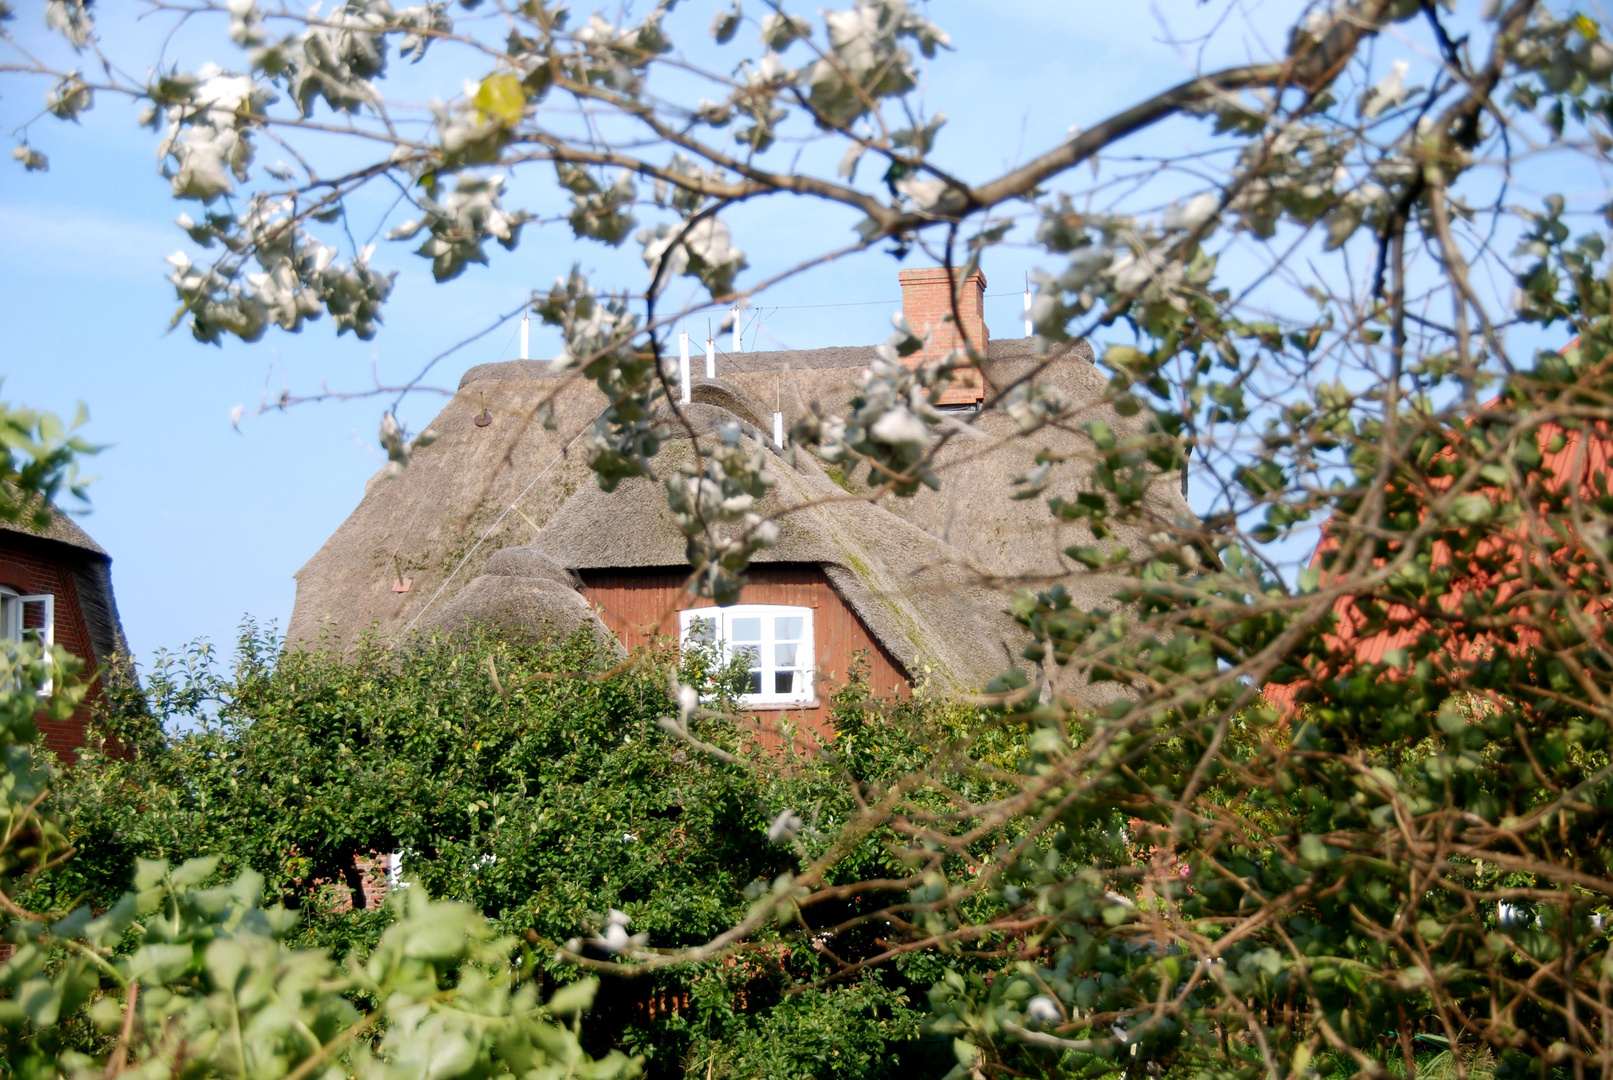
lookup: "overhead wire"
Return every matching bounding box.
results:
[735,290,1025,312]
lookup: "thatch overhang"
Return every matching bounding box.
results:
[526,403,1030,690]
[0,509,131,669]
[1,503,107,557]
[289,336,1193,701]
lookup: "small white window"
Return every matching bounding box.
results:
[679,605,815,705]
[0,590,55,694]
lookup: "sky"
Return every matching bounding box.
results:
[0,1,1559,670]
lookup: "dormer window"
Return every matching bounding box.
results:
[0,590,54,649]
[679,605,815,705]
[0,589,55,694]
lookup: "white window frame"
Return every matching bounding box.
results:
[0,589,55,694]
[678,604,815,706]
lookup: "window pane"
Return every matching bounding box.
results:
[731,617,762,641]
[775,616,804,641]
[734,644,760,667]
[775,643,799,667]
[774,671,796,695]
[685,616,717,645]
[743,671,762,695]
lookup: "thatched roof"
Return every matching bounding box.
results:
[289,336,1192,699]
[525,406,1030,689]
[0,507,131,669]
[418,546,622,654]
[0,507,107,557]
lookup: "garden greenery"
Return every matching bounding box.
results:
[38,627,997,1080]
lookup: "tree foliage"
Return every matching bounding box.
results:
[0,393,95,533]
[11,0,1613,1077]
[38,627,1012,1079]
[0,619,637,1080]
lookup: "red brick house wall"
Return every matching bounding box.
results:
[0,532,109,760]
[580,564,909,748]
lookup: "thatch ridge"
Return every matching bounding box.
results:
[455,336,1084,390]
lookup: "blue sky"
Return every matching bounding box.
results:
[1,0,1232,666]
[0,1,1557,667]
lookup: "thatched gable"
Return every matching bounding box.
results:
[289,336,1191,700]
[0,509,130,673]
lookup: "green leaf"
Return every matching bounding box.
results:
[1450,493,1493,523]
[169,855,220,888]
[18,978,62,1029]
[133,858,168,892]
[125,943,195,984]
[1065,545,1107,570]
[474,73,527,126]
[547,978,598,1016]
[1104,345,1143,372]
[1479,463,1511,487]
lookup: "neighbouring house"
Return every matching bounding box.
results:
[0,508,131,759]
[289,268,1193,743]
[1268,348,1609,711]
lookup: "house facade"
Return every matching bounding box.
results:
[289,268,1193,743]
[0,511,130,758]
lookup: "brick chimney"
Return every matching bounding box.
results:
[898,267,987,406]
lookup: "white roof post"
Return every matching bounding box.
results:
[731,305,744,354]
[773,411,784,446]
[520,313,530,359]
[678,331,691,404]
[1023,287,1033,338]
[705,336,716,378]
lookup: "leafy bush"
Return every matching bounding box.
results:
[34,624,1015,1080]
[0,635,636,1080]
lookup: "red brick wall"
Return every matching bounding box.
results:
[899,267,988,406]
[0,536,103,760]
[580,564,909,750]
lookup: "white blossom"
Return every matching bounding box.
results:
[1162,192,1219,232]
[590,909,648,954]
[11,144,47,172]
[1025,995,1062,1025]
[768,810,804,843]
[1361,59,1411,119]
[871,403,929,449]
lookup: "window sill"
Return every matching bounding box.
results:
[740,699,820,712]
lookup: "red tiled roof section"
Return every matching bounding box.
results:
[1266,372,1613,713]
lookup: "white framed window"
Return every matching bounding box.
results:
[679,605,815,705]
[0,589,55,694]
